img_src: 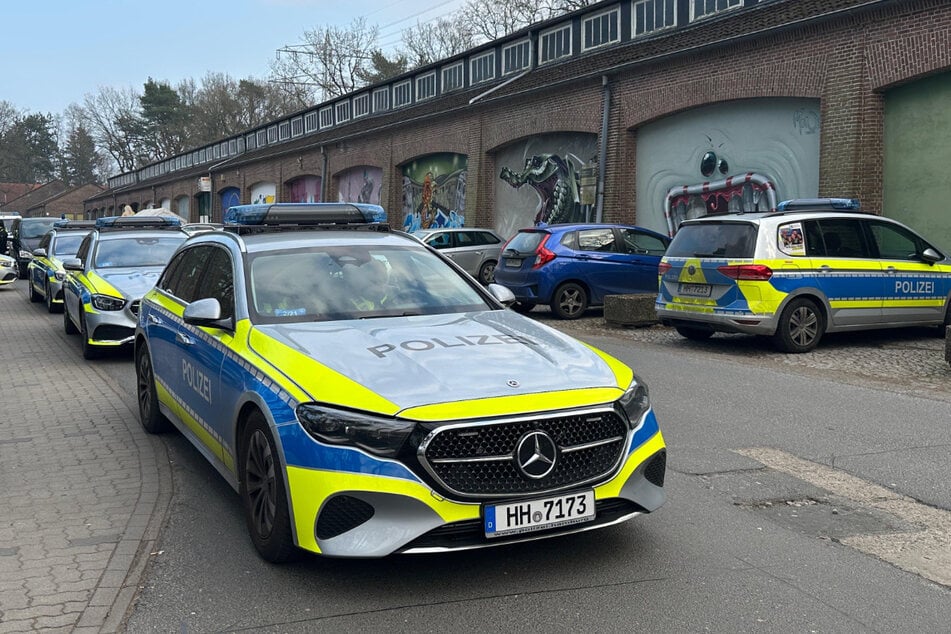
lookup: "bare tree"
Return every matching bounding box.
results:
[461,0,597,40]
[269,17,379,101]
[402,17,477,68]
[70,87,143,173]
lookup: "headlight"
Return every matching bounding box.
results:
[297,403,415,458]
[618,376,650,428]
[91,294,126,311]
[54,271,66,281]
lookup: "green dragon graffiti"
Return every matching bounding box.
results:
[500,153,583,225]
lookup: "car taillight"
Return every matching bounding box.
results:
[658,262,671,275]
[532,235,556,269]
[717,264,773,281]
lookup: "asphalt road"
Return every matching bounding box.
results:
[81,309,951,633]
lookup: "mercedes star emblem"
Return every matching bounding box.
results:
[515,431,558,479]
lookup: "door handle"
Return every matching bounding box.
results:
[147,314,163,325]
[176,331,195,346]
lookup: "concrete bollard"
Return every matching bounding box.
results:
[603,293,658,327]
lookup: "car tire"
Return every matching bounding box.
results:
[550,282,588,320]
[675,326,714,341]
[28,278,41,302]
[63,301,78,334]
[511,301,536,314]
[239,410,299,563]
[136,344,171,434]
[478,260,497,285]
[45,281,57,313]
[79,310,101,360]
[772,297,825,353]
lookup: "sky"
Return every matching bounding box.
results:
[0,0,468,116]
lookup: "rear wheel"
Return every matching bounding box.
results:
[478,260,497,285]
[550,282,588,320]
[772,297,825,353]
[675,326,714,341]
[63,301,78,334]
[136,345,171,433]
[80,310,101,360]
[240,411,298,563]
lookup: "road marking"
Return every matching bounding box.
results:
[735,447,951,587]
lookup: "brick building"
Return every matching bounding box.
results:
[85,0,951,248]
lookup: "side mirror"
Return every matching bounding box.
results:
[63,258,83,272]
[32,248,47,258]
[183,297,232,330]
[921,248,942,264]
[487,283,516,306]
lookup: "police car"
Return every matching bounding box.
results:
[0,253,17,287]
[134,203,667,562]
[656,198,951,352]
[27,220,95,313]
[62,216,189,359]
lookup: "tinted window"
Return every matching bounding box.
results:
[457,232,477,246]
[474,231,501,245]
[196,248,234,320]
[38,232,52,251]
[425,233,451,249]
[163,246,213,302]
[503,231,546,254]
[867,220,933,260]
[813,219,870,258]
[619,229,667,255]
[75,235,93,263]
[666,222,757,258]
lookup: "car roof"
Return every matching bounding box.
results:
[679,209,881,226]
[519,223,668,236]
[193,227,423,254]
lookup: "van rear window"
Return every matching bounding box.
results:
[666,223,757,258]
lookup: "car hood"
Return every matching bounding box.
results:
[250,310,623,412]
[93,267,164,298]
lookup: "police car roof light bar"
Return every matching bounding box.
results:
[775,198,862,212]
[53,219,97,229]
[224,203,387,227]
[95,216,184,230]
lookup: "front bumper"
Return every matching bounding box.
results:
[284,419,666,558]
[84,304,138,346]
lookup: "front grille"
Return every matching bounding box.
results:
[316,495,375,540]
[92,324,135,342]
[129,300,141,316]
[419,407,627,498]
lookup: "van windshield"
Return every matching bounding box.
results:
[666,222,757,258]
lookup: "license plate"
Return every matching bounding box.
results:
[505,257,523,267]
[678,282,712,297]
[484,490,595,538]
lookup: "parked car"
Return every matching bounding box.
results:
[655,198,951,352]
[27,220,95,313]
[0,253,18,287]
[11,217,58,278]
[494,223,671,319]
[62,216,189,359]
[134,203,667,562]
[413,227,505,284]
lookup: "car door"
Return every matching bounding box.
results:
[866,218,951,325]
[449,231,485,276]
[617,227,669,292]
[569,227,639,302]
[30,232,52,296]
[63,234,94,326]
[804,218,882,327]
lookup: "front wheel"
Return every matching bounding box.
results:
[80,310,101,360]
[28,278,41,302]
[240,411,298,563]
[63,301,78,334]
[550,282,588,320]
[478,260,497,285]
[772,297,825,353]
[45,281,57,313]
[136,345,171,434]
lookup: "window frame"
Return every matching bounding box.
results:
[582,6,621,52]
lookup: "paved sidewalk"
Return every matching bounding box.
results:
[0,284,171,632]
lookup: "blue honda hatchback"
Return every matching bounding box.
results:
[494,224,670,319]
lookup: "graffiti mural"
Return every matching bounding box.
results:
[495,133,597,239]
[287,176,321,203]
[401,153,467,231]
[249,182,276,205]
[338,166,382,205]
[635,98,821,236]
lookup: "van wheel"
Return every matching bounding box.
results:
[773,297,825,353]
[675,326,714,341]
[551,283,588,320]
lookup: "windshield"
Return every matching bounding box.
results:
[52,235,85,259]
[21,219,57,239]
[94,235,186,268]
[665,222,758,258]
[249,244,490,323]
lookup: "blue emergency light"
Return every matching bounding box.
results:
[95,215,183,229]
[224,203,386,226]
[53,219,96,229]
[776,198,861,211]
